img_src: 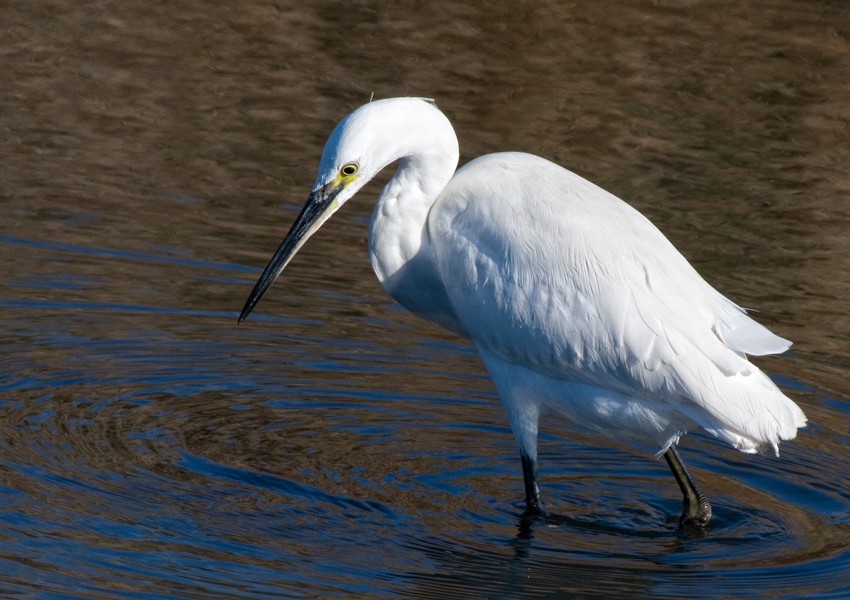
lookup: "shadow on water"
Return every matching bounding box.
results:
[1,0,850,597]
[400,494,850,598]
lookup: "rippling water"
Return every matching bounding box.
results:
[2,0,850,597]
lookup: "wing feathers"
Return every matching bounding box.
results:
[431,152,805,453]
[713,299,792,356]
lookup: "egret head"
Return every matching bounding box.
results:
[238,97,456,322]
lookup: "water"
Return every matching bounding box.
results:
[2,0,850,597]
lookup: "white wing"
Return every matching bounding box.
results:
[430,152,805,452]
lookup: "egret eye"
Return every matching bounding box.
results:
[341,164,358,176]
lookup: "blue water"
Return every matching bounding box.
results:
[2,0,850,596]
[1,232,848,598]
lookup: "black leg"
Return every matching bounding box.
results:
[520,452,542,514]
[663,445,712,526]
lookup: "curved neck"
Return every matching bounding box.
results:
[367,135,465,336]
[368,141,458,284]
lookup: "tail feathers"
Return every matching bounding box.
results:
[679,376,806,456]
[664,297,805,455]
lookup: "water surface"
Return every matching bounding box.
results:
[2,0,850,597]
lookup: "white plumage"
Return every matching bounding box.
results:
[240,97,806,525]
[431,152,802,455]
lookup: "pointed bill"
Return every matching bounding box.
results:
[238,180,346,322]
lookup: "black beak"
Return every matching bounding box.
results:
[238,182,344,323]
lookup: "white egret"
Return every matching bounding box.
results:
[239,97,806,526]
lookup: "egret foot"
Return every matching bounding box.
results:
[663,445,712,527]
[520,452,543,515]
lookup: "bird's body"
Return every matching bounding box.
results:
[240,97,806,525]
[430,152,802,454]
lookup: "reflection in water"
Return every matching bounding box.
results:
[1,0,849,597]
